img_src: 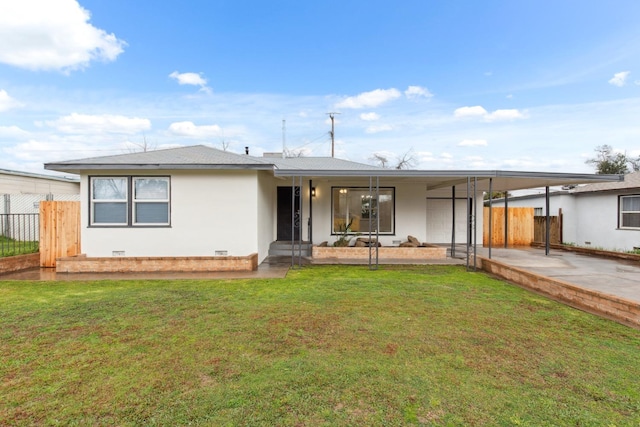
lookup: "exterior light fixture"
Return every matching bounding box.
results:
[311,187,316,197]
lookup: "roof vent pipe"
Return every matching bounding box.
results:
[245,146,249,155]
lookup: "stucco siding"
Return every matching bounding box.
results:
[80,170,260,257]
[574,193,640,251]
[257,171,276,263]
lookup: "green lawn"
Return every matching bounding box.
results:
[1,265,639,426]
[0,236,38,257]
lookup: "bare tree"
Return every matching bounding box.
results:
[126,134,156,153]
[370,149,416,169]
[395,149,417,170]
[284,147,306,158]
[369,153,389,168]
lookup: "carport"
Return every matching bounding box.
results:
[274,168,623,270]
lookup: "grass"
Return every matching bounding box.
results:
[0,236,39,257]
[1,265,639,426]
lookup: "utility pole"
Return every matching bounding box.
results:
[327,112,340,158]
[282,119,286,158]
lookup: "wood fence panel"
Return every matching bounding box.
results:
[534,216,561,244]
[483,207,534,247]
[39,201,81,267]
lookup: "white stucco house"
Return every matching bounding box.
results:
[44,145,621,272]
[489,172,640,252]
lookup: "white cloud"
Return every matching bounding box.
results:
[168,121,222,138]
[454,106,488,118]
[46,113,151,134]
[0,90,21,112]
[360,112,380,121]
[335,88,401,109]
[0,0,125,72]
[0,125,29,138]
[485,109,527,122]
[454,105,527,122]
[609,71,630,87]
[458,139,488,147]
[365,124,393,134]
[404,85,433,99]
[169,71,211,93]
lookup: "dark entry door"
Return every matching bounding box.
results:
[277,186,300,241]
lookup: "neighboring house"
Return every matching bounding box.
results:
[0,168,80,214]
[44,145,621,270]
[488,172,640,251]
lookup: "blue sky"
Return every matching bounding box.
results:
[1,0,640,175]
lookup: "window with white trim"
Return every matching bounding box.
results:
[90,176,170,226]
[620,195,640,229]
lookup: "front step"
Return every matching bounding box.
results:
[269,241,312,257]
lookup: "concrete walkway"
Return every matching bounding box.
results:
[476,246,640,304]
[0,259,291,281]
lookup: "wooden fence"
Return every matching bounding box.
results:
[483,207,534,247]
[534,215,562,244]
[39,201,81,267]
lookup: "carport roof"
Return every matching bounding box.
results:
[45,144,623,192]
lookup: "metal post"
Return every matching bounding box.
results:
[298,176,303,266]
[473,176,477,271]
[368,176,372,269]
[375,176,380,269]
[466,177,470,269]
[545,186,550,256]
[488,178,493,259]
[504,191,509,248]
[451,186,456,258]
[308,179,313,244]
[291,176,295,268]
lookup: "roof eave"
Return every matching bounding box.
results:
[44,163,275,173]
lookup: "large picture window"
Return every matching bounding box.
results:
[332,187,394,234]
[620,195,640,229]
[90,176,170,226]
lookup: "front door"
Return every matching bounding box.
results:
[277,186,300,241]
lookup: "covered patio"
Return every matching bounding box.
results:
[275,168,623,270]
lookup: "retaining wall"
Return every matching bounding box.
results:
[0,253,40,275]
[312,246,447,260]
[56,253,259,273]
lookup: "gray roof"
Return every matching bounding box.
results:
[44,145,381,173]
[45,145,272,171]
[44,144,623,193]
[572,171,640,193]
[271,156,383,171]
[0,168,79,183]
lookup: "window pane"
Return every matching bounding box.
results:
[332,187,393,233]
[92,178,127,200]
[135,178,169,200]
[622,196,640,212]
[135,202,169,224]
[94,202,127,224]
[622,213,640,228]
